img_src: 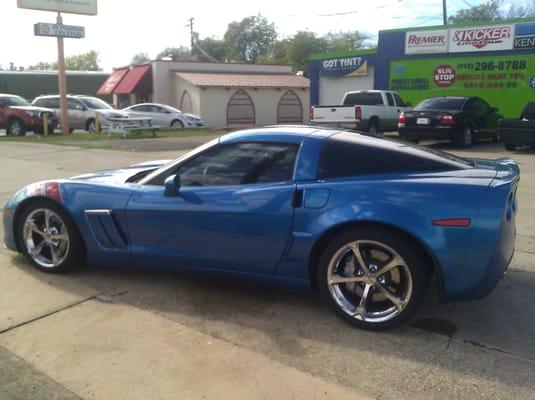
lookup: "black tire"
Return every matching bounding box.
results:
[316,227,429,330]
[367,119,379,136]
[171,119,184,129]
[455,125,473,148]
[86,118,97,133]
[505,143,517,151]
[7,119,26,136]
[17,199,84,273]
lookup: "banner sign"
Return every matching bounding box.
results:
[515,22,535,50]
[449,24,514,53]
[390,54,535,118]
[34,22,85,38]
[320,57,368,77]
[18,0,97,16]
[405,30,448,55]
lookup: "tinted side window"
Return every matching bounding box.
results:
[343,93,383,106]
[33,98,47,107]
[47,98,60,108]
[67,99,83,110]
[149,143,298,186]
[386,93,395,106]
[521,102,535,120]
[393,93,406,107]
[318,134,464,179]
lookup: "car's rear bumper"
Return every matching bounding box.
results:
[500,129,535,146]
[399,126,457,140]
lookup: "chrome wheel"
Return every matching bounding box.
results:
[327,240,413,324]
[22,208,70,269]
[171,120,184,129]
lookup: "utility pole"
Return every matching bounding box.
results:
[442,0,448,25]
[187,17,195,54]
[56,12,70,135]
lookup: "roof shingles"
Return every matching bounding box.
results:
[176,72,309,89]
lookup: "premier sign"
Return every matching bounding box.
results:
[405,30,448,55]
[34,22,85,38]
[449,25,514,53]
[18,0,97,16]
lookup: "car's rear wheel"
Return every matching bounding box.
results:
[171,119,184,129]
[455,126,473,147]
[17,200,83,273]
[367,119,379,136]
[7,119,26,136]
[317,228,429,330]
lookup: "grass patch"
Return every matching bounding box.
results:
[0,128,227,144]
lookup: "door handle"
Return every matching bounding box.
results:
[292,189,304,208]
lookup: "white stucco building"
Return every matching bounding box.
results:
[98,61,310,128]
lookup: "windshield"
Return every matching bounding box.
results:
[1,96,31,107]
[414,98,465,111]
[80,97,113,110]
[164,105,182,114]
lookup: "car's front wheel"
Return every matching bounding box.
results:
[7,119,26,136]
[17,200,83,273]
[171,119,184,129]
[317,227,429,330]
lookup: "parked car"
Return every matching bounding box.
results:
[0,94,57,136]
[32,95,129,132]
[398,96,502,147]
[310,90,411,134]
[2,127,519,330]
[122,103,204,129]
[499,102,535,151]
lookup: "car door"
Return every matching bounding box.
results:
[149,105,171,126]
[0,99,6,127]
[67,98,86,129]
[464,98,496,138]
[126,141,299,274]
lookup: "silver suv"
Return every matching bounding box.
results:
[32,95,128,132]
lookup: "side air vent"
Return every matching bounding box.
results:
[85,210,127,249]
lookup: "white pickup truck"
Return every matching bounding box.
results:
[310,90,411,134]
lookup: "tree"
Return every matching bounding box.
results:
[27,61,51,71]
[194,37,226,62]
[51,50,101,71]
[131,52,151,65]
[449,0,535,24]
[283,32,330,74]
[224,15,277,62]
[324,31,372,53]
[156,46,195,61]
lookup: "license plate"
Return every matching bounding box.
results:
[417,118,430,125]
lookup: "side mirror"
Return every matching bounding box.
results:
[491,107,499,113]
[405,102,412,107]
[164,174,180,195]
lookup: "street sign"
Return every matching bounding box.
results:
[34,23,85,39]
[17,0,97,16]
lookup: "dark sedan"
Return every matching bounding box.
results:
[398,96,502,147]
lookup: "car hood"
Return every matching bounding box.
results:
[12,105,56,114]
[70,159,172,184]
[183,113,203,120]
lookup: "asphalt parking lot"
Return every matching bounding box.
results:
[0,136,534,400]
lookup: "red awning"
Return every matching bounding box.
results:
[97,68,129,95]
[113,64,152,94]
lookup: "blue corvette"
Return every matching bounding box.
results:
[3,127,520,329]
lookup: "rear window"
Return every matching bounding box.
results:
[317,132,470,179]
[343,93,383,106]
[414,98,465,111]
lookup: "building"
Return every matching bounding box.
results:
[309,17,535,118]
[98,61,310,128]
[0,70,110,102]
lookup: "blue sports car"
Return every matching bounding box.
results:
[2,127,520,329]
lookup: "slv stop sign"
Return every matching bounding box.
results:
[433,64,456,87]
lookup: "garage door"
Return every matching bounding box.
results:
[227,90,255,125]
[277,90,303,124]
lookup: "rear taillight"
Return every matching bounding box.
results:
[355,106,361,120]
[439,114,455,125]
[310,106,314,121]
[398,113,406,128]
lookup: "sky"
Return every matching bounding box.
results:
[0,0,505,71]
